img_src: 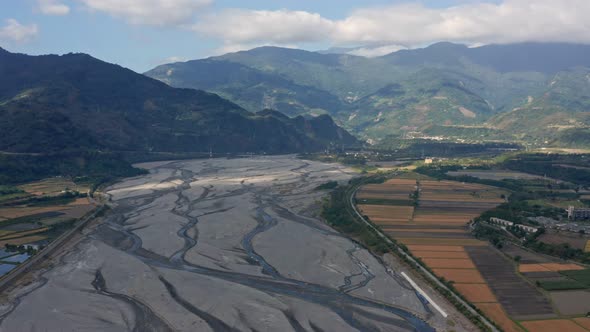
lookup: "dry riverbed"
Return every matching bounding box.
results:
[0,156,471,331]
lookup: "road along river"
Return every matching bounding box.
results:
[0,156,472,331]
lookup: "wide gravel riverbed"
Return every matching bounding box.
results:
[0,156,465,331]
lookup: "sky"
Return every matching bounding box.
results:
[1,0,589,72]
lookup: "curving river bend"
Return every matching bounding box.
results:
[0,156,467,332]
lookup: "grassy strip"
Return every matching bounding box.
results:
[560,269,590,286]
[537,280,588,291]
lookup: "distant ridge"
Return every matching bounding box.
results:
[0,48,358,154]
[147,42,590,147]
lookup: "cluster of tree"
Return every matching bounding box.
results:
[0,186,24,196]
[4,244,42,256]
[314,181,339,191]
[0,151,147,186]
[0,190,87,207]
[504,154,590,187]
[322,185,389,254]
[525,239,590,263]
[472,223,506,248]
[372,138,519,159]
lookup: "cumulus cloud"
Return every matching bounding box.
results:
[38,0,70,16]
[195,0,590,53]
[194,9,332,45]
[80,0,211,26]
[0,19,39,43]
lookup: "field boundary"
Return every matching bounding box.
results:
[347,179,501,332]
[0,204,105,292]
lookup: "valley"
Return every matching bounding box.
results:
[0,156,475,332]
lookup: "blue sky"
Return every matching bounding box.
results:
[0,0,585,72]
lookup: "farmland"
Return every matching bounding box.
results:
[446,170,554,182]
[355,171,590,332]
[356,176,529,332]
[0,178,96,277]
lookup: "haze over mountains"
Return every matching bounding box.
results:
[147,42,590,147]
[0,48,357,155]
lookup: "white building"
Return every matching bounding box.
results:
[489,217,538,233]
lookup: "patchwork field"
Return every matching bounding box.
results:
[466,246,555,319]
[446,170,553,182]
[18,178,90,196]
[356,177,526,332]
[477,303,522,332]
[356,177,590,330]
[356,179,416,202]
[357,205,414,224]
[521,319,588,332]
[519,263,584,273]
[0,178,96,253]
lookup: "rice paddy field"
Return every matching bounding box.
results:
[355,176,590,332]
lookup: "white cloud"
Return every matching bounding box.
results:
[38,0,70,16]
[347,45,408,58]
[80,0,212,26]
[194,9,332,45]
[0,19,39,43]
[195,0,590,51]
[163,56,187,63]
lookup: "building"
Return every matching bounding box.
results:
[567,206,590,220]
[490,217,513,227]
[489,217,538,233]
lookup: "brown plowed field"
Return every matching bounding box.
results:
[392,232,472,239]
[433,269,485,283]
[477,303,524,332]
[399,238,486,246]
[413,251,470,259]
[406,245,465,252]
[521,319,588,332]
[357,205,414,223]
[421,258,476,269]
[387,228,466,233]
[573,318,590,330]
[519,263,584,273]
[454,283,497,303]
[357,179,416,201]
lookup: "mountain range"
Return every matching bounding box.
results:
[147,42,590,147]
[0,48,357,155]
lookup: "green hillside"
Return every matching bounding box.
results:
[0,48,358,155]
[146,43,590,147]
